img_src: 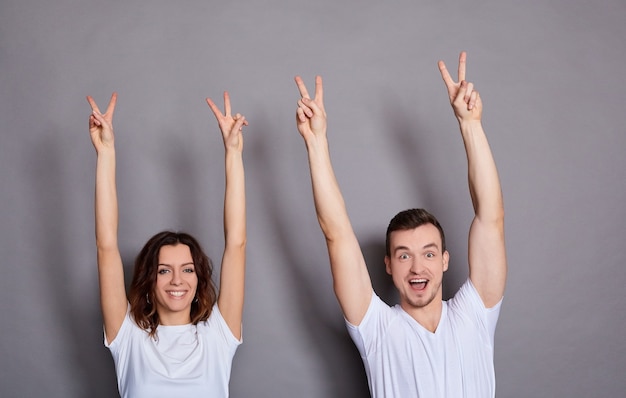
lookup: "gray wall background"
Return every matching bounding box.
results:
[1,0,625,397]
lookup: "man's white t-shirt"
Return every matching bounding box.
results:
[346,279,502,398]
[105,304,241,398]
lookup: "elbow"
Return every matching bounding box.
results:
[476,202,504,225]
[226,237,247,252]
[95,238,119,253]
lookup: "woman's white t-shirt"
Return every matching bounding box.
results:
[105,305,241,398]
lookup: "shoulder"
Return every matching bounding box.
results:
[447,279,502,338]
[450,279,502,311]
[197,304,242,346]
[346,293,399,333]
[105,305,143,348]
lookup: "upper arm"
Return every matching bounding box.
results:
[468,214,507,308]
[217,243,245,340]
[326,231,373,326]
[97,247,128,344]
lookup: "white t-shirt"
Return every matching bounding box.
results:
[105,304,241,398]
[346,279,502,398]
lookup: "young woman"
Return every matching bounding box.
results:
[87,92,247,397]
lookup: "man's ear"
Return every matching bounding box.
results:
[443,250,450,272]
[384,256,392,275]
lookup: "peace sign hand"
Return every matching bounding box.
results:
[86,93,117,153]
[438,52,482,123]
[206,92,248,152]
[294,75,327,142]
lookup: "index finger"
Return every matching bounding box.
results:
[457,51,467,82]
[205,97,223,119]
[294,76,311,99]
[86,95,102,114]
[438,60,455,87]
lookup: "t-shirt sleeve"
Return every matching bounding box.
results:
[345,294,394,358]
[450,279,503,343]
[210,304,243,350]
[104,304,133,353]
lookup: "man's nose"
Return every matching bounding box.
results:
[409,259,424,273]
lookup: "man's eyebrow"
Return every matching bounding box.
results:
[392,245,411,254]
[393,243,439,253]
[422,243,439,250]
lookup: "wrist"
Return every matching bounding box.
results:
[96,145,116,157]
[458,119,482,130]
[224,148,244,162]
[305,134,329,153]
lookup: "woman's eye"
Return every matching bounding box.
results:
[158,269,169,274]
[183,268,195,273]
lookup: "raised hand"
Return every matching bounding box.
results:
[438,52,482,123]
[295,75,326,141]
[206,92,248,152]
[87,92,117,153]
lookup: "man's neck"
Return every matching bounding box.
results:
[400,299,444,333]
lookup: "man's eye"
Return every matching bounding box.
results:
[399,253,410,260]
[426,253,434,258]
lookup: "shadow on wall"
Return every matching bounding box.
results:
[246,112,371,397]
[361,239,398,306]
[381,92,467,299]
[27,132,120,397]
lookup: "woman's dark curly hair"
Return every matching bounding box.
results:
[128,231,217,337]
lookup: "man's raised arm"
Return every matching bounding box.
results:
[438,53,507,307]
[294,76,373,324]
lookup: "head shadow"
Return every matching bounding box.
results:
[26,129,119,397]
[379,90,467,299]
[244,110,371,396]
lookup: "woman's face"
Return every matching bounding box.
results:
[153,244,198,325]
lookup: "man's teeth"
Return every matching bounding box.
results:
[410,279,427,284]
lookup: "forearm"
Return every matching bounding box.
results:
[460,120,504,223]
[94,149,119,251]
[305,136,354,242]
[223,149,246,250]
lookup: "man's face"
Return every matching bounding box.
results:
[385,224,449,312]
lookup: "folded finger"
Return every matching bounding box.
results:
[91,111,107,126]
[298,99,313,118]
[454,81,468,107]
[296,107,308,123]
[464,82,474,103]
[233,116,246,131]
[468,90,478,110]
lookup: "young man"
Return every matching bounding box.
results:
[294,52,506,397]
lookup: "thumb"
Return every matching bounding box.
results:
[454,80,468,106]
